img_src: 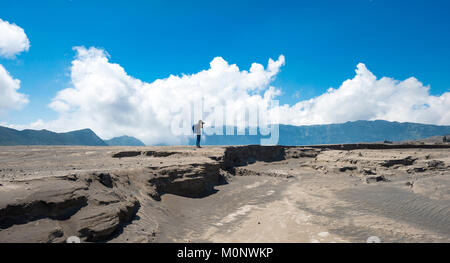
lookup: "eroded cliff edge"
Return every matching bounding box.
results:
[0,144,449,242]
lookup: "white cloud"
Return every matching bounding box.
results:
[45,46,285,144]
[0,18,30,58]
[3,119,45,131]
[0,64,29,115]
[0,18,30,115]
[11,46,450,145]
[277,63,450,126]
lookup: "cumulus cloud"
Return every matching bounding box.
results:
[0,18,30,58]
[13,46,449,145]
[45,46,285,144]
[0,18,29,115]
[0,64,29,115]
[277,63,450,126]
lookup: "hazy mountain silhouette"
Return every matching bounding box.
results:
[0,126,107,146]
[2,120,449,146]
[104,135,145,146]
[194,120,450,145]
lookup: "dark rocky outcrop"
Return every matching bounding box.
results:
[145,151,178,157]
[366,175,389,183]
[339,166,357,172]
[112,150,179,158]
[427,160,445,169]
[112,151,142,158]
[0,196,88,229]
[380,156,417,167]
[147,163,225,200]
[0,173,140,243]
[221,145,286,171]
[75,200,140,242]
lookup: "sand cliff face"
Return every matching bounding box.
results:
[0,144,449,243]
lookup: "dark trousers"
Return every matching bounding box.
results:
[196,135,201,147]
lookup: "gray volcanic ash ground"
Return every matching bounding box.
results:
[0,145,449,243]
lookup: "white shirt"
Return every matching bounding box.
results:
[193,123,202,135]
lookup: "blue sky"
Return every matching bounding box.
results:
[0,0,450,136]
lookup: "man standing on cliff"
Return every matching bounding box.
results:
[193,120,205,148]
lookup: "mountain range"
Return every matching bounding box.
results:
[104,135,145,146]
[1,120,450,146]
[0,126,107,146]
[0,126,145,146]
[193,120,450,145]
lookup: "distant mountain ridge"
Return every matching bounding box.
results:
[1,120,450,146]
[193,120,450,146]
[104,135,145,146]
[0,126,146,146]
[0,126,107,146]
